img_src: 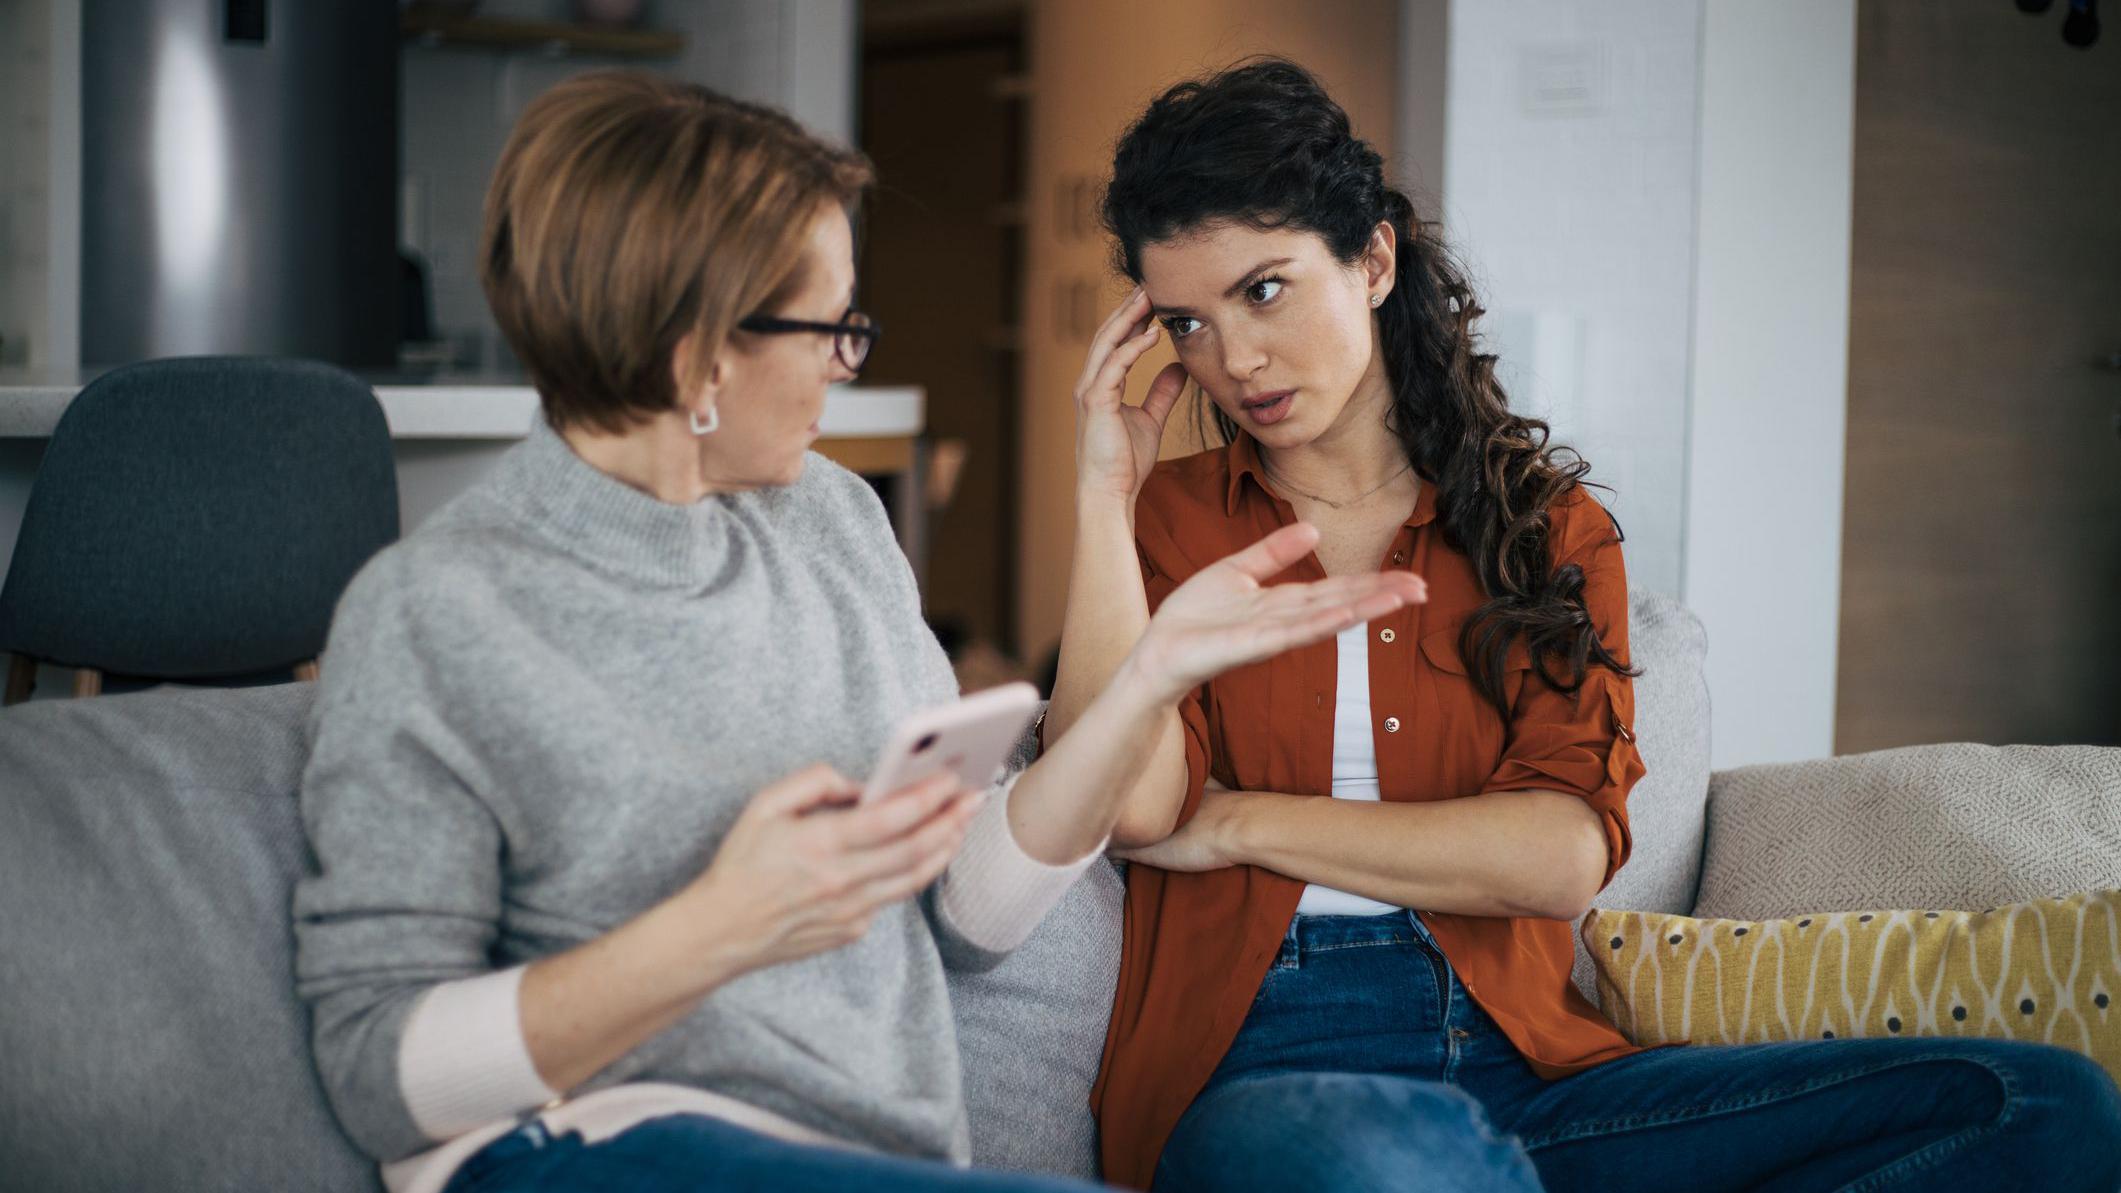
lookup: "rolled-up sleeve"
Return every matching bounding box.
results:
[1139,545,1216,833]
[1474,505,1645,893]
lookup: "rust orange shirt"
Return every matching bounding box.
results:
[1090,434,1658,1190]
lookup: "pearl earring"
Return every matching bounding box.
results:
[689,406,719,436]
[1369,294,1384,308]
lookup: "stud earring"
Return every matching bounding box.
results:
[1369,294,1384,308]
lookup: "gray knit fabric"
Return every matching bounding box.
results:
[292,418,991,1165]
[951,856,1123,1178]
[0,681,375,1193]
[1693,743,2121,920]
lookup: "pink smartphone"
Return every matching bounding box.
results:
[859,682,1042,804]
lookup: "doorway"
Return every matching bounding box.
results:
[859,2,1028,668]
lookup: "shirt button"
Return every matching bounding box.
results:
[1379,628,1396,644]
[1383,716,1401,733]
[1392,551,1406,565]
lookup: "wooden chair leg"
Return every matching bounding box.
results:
[73,668,103,698]
[4,654,35,706]
[294,659,321,683]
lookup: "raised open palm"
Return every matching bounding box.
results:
[1132,522,1427,701]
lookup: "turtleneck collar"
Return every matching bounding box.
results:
[485,415,737,589]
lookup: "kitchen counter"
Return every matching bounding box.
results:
[0,370,924,440]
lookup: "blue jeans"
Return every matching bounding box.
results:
[439,1113,1107,1192]
[1154,911,2121,1193]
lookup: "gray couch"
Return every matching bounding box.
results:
[3,588,2116,1192]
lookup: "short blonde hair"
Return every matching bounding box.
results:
[481,71,872,433]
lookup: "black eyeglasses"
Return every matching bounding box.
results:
[736,307,881,376]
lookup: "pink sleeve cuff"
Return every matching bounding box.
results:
[396,964,561,1140]
[936,772,1106,954]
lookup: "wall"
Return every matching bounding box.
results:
[1428,0,1855,768]
[401,0,858,374]
[1395,0,1448,203]
[1015,0,1401,661]
[0,0,80,372]
[1435,0,1703,602]
[1836,0,2121,750]
[1681,0,1856,767]
[0,0,78,704]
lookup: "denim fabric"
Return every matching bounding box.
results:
[439,1113,1110,1193]
[1155,911,2121,1193]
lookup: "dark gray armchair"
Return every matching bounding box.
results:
[0,356,398,703]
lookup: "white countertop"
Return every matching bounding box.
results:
[0,371,923,440]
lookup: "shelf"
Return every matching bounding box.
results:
[399,9,684,59]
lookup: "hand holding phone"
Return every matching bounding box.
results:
[860,682,1042,804]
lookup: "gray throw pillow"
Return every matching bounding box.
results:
[0,681,378,1192]
[1693,742,2121,921]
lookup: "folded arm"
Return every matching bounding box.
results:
[1121,786,1610,920]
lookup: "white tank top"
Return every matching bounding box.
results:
[1293,622,1404,917]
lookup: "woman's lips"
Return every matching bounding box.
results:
[1241,390,1295,426]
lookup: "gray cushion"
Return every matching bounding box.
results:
[0,681,376,1193]
[1570,587,1715,1003]
[1693,743,2121,921]
[947,706,1122,1179]
[949,861,1123,1179]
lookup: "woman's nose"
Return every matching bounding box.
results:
[1219,338,1268,382]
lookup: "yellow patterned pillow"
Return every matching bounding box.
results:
[1582,890,2121,1085]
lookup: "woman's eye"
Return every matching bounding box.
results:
[1162,316,1201,339]
[1246,277,1285,305]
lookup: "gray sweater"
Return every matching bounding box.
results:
[293,417,1081,1168]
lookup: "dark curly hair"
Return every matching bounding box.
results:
[1102,57,1637,714]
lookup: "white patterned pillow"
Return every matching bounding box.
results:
[1694,744,2121,921]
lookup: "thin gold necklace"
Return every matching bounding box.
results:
[1261,456,1413,510]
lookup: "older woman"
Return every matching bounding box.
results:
[291,72,1423,1193]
